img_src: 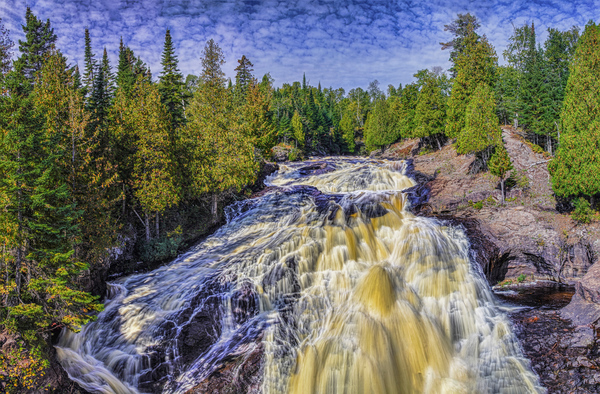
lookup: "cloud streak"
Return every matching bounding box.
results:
[1,0,597,90]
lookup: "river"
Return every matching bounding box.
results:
[56,157,544,393]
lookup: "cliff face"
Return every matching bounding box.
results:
[382,127,599,286]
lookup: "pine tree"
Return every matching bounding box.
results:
[82,28,96,99]
[234,55,254,101]
[182,39,258,221]
[494,65,520,126]
[397,83,419,138]
[549,22,600,203]
[0,18,14,76]
[445,32,497,139]
[116,38,135,96]
[413,73,447,150]
[516,23,554,150]
[243,78,276,154]
[364,97,400,152]
[158,29,186,129]
[489,143,513,204]
[13,7,57,82]
[440,13,481,77]
[339,104,357,153]
[456,83,501,162]
[88,50,113,132]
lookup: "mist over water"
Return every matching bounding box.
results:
[56,158,544,394]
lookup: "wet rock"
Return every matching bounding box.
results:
[184,343,264,394]
[297,162,336,176]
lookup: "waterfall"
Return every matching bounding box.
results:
[56,158,544,394]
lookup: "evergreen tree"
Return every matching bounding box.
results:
[13,7,57,82]
[549,22,600,203]
[456,83,501,166]
[515,23,554,149]
[413,72,447,150]
[543,26,580,153]
[234,55,254,101]
[243,78,276,154]
[440,13,481,77]
[489,143,513,204]
[182,39,258,221]
[445,32,497,139]
[88,49,113,132]
[364,97,400,152]
[82,28,96,99]
[113,76,179,240]
[494,65,520,125]
[158,29,186,129]
[397,83,419,138]
[116,38,135,96]
[0,18,14,76]
[339,104,357,153]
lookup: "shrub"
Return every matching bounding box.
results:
[572,197,593,224]
[138,226,183,263]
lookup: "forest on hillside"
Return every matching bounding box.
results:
[1,8,600,391]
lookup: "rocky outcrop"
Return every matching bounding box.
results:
[562,262,600,327]
[383,128,600,285]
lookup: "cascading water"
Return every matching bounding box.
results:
[56,158,544,394]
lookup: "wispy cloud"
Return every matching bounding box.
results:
[1,0,597,90]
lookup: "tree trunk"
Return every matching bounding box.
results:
[145,212,151,241]
[436,135,442,151]
[156,211,159,238]
[211,194,218,223]
[547,134,552,155]
[501,179,505,205]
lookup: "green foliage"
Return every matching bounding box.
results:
[489,143,514,204]
[446,32,498,139]
[291,110,305,147]
[138,226,182,263]
[517,274,527,283]
[364,97,401,152]
[182,39,258,201]
[82,28,96,98]
[288,147,302,161]
[489,144,513,180]
[572,197,593,224]
[413,72,447,149]
[0,18,14,76]
[158,29,187,129]
[13,7,57,82]
[495,65,520,125]
[440,13,481,77]
[456,83,501,155]
[549,22,600,199]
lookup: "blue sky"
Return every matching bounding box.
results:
[1,0,598,91]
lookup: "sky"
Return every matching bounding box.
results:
[1,0,598,91]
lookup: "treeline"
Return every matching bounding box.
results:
[360,14,600,216]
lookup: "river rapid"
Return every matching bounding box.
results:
[56,157,544,393]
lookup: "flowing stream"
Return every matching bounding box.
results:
[56,158,544,393]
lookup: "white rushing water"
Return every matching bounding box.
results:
[56,158,544,393]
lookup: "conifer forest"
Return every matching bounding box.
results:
[1,6,600,393]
